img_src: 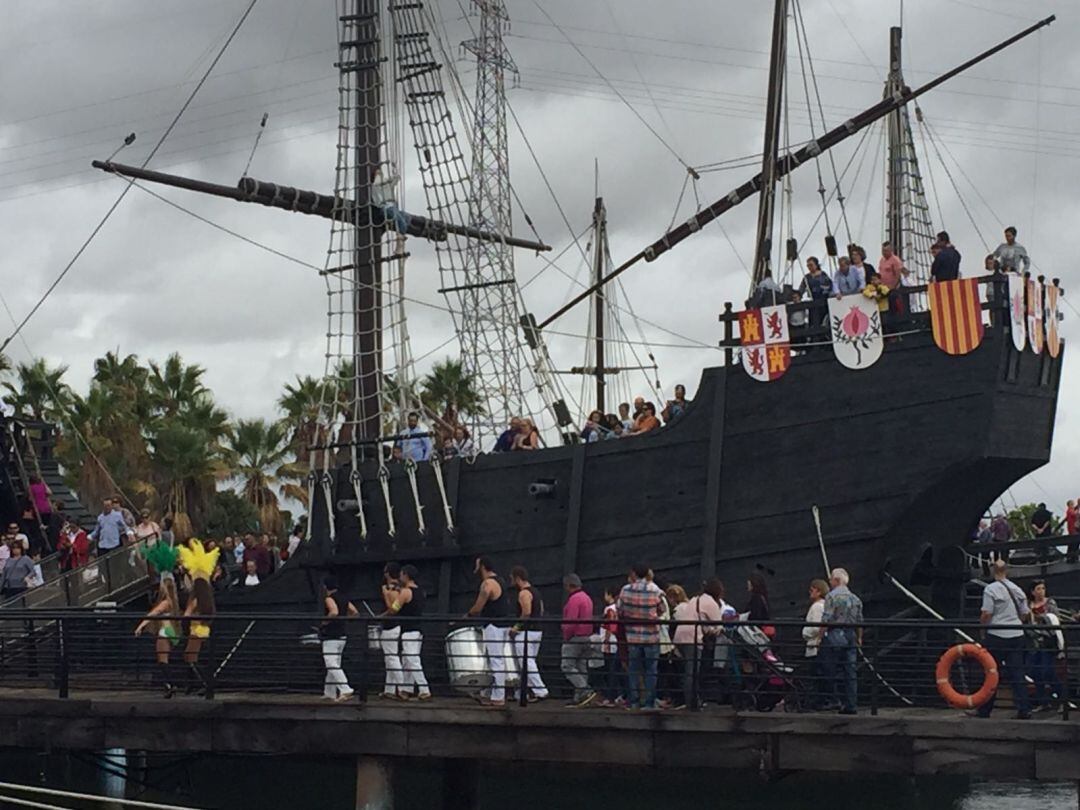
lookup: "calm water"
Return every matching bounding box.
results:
[2,752,1074,809]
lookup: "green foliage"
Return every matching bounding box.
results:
[1006,503,1058,541]
[2,359,73,422]
[205,489,260,538]
[420,358,483,427]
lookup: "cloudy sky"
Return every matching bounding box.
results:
[0,0,1075,513]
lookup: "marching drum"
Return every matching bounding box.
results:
[445,627,492,691]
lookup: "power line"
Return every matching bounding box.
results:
[0,0,262,356]
[527,0,693,172]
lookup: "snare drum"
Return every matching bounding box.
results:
[445,626,492,691]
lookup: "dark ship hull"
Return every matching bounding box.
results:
[223,322,1061,618]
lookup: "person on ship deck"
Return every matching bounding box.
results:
[630,403,660,435]
[661,385,688,424]
[992,226,1031,274]
[930,231,962,282]
[798,256,833,326]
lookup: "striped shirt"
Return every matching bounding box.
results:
[618,580,661,645]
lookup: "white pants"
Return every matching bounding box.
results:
[380,626,404,695]
[483,624,510,702]
[322,638,352,699]
[400,630,430,696]
[513,630,548,698]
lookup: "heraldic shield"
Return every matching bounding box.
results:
[929,278,984,356]
[739,304,791,382]
[1008,272,1027,352]
[1046,283,1061,359]
[1028,278,1044,355]
[828,295,883,370]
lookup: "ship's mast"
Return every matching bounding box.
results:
[591,196,607,414]
[885,27,905,253]
[347,0,383,448]
[882,26,936,283]
[751,0,789,290]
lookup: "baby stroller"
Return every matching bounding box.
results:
[726,623,808,712]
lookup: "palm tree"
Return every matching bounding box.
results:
[93,350,151,420]
[278,375,327,453]
[420,358,483,428]
[147,353,208,419]
[226,418,292,535]
[150,421,227,541]
[2,359,73,422]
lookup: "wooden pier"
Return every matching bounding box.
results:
[2,688,1079,782]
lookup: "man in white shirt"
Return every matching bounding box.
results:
[976,560,1031,719]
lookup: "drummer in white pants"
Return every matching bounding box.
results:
[393,565,431,700]
[509,565,548,701]
[321,577,357,701]
[379,563,405,699]
[467,556,514,707]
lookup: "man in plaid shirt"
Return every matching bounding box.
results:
[618,563,662,710]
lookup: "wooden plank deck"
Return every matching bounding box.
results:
[0,689,1078,780]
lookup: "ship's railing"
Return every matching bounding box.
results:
[0,610,1071,718]
[717,272,1062,360]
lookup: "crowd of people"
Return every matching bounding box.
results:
[388,385,690,465]
[751,227,1033,328]
[314,556,866,714]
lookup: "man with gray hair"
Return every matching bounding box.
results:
[560,573,596,707]
[975,559,1031,719]
[821,567,863,715]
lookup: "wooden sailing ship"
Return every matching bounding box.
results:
[89,2,1060,618]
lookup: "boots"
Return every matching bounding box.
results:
[160,662,176,699]
[185,663,206,696]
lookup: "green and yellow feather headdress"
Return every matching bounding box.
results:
[177,538,220,580]
[140,542,180,579]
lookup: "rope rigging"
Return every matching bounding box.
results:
[0,0,260,355]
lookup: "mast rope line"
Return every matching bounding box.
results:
[0,0,260,356]
[528,0,693,175]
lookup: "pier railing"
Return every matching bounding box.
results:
[0,610,1070,717]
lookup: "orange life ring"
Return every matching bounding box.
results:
[935,643,999,709]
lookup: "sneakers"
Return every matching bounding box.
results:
[574,691,597,708]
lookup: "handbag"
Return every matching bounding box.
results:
[1003,582,1032,649]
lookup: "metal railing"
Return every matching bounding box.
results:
[0,611,1070,719]
[0,543,150,611]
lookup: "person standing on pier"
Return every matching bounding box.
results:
[561,573,596,707]
[510,566,548,702]
[321,576,357,702]
[135,557,181,699]
[820,568,862,716]
[976,560,1032,719]
[379,563,405,700]
[619,564,663,711]
[394,565,431,701]
[468,557,513,707]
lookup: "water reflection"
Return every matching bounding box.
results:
[0,751,1073,809]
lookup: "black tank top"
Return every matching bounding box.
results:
[480,575,511,625]
[399,585,425,633]
[519,585,544,619]
[323,593,349,639]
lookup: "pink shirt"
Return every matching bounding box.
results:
[29,482,50,515]
[878,254,904,290]
[673,593,733,645]
[562,589,594,641]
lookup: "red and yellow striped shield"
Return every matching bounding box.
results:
[929,278,985,356]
